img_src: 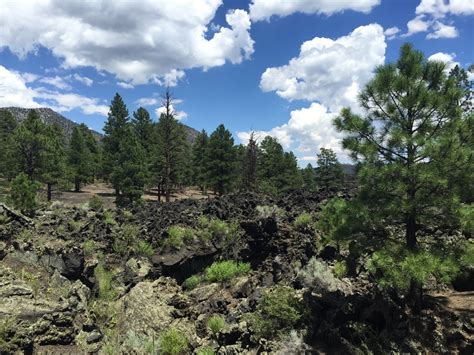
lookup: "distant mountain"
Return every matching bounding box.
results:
[0,107,102,142]
[0,107,200,144]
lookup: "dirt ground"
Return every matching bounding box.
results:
[0,179,212,208]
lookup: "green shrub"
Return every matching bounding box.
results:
[164,225,195,249]
[293,213,313,231]
[196,346,215,355]
[208,219,240,242]
[246,285,302,339]
[159,328,188,355]
[9,173,41,215]
[204,260,251,283]
[0,317,20,353]
[459,204,474,236]
[94,262,117,300]
[207,315,225,336]
[103,210,116,226]
[333,260,348,279]
[256,205,285,220]
[367,247,461,292]
[133,240,154,257]
[83,240,97,255]
[88,195,103,210]
[67,220,83,233]
[183,275,201,290]
[460,241,474,267]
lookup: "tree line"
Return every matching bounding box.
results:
[0,91,344,212]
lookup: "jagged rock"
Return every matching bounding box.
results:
[125,257,151,283]
[86,330,102,344]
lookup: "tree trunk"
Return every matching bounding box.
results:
[47,183,52,201]
[406,214,417,250]
[74,179,81,192]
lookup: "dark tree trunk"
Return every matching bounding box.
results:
[406,214,417,250]
[75,179,81,192]
[47,183,52,201]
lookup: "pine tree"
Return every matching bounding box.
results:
[132,107,154,186]
[0,110,17,179]
[9,173,41,216]
[68,125,93,192]
[103,93,130,196]
[77,124,100,179]
[192,130,209,193]
[242,132,259,191]
[334,43,467,250]
[207,124,237,195]
[316,148,343,193]
[154,90,186,202]
[42,124,66,201]
[301,163,316,191]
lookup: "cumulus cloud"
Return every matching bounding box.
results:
[117,81,135,89]
[416,0,474,17]
[405,15,430,36]
[428,52,460,72]
[384,26,401,40]
[238,103,347,164]
[0,65,108,116]
[72,74,93,86]
[155,105,188,121]
[0,1,254,85]
[249,0,380,21]
[259,24,386,112]
[426,21,459,38]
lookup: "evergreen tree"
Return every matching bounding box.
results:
[154,90,186,202]
[334,43,467,250]
[12,110,48,180]
[9,173,41,216]
[0,110,17,179]
[103,93,130,195]
[191,130,209,193]
[242,132,259,191]
[77,124,100,179]
[42,124,66,201]
[258,136,301,195]
[68,125,93,192]
[301,163,316,191]
[132,107,154,185]
[316,148,344,193]
[207,124,236,195]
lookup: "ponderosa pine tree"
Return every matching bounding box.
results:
[42,124,66,201]
[316,148,343,193]
[132,107,154,186]
[154,90,186,202]
[69,125,93,192]
[78,124,101,179]
[207,124,236,195]
[103,93,130,196]
[334,43,467,250]
[0,110,17,179]
[242,132,259,191]
[192,129,209,193]
[301,163,316,191]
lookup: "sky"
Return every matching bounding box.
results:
[0,0,473,165]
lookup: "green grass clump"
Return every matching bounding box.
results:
[159,328,188,355]
[94,262,117,301]
[196,346,215,355]
[88,195,103,210]
[83,240,97,255]
[204,260,251,283]
[183,275,201,290]
[103,210,117,226]
[293,212,313,231]
[163,225,195,249]
[333,260,348,279]
[133,240,154,257]
[207,315,225,336]
[68,220,83,233]
[246,285,302,339]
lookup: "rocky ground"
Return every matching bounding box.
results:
[0,190,472,354]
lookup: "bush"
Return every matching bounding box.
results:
[196,346,215,355]
[333,260,348,279]
[246,285,302,339]
[103,210,116,226]
[0,317,20,353]
[88,195,103,210]
[459,204,474,236]
[133,240,154,257]
[9,173,41,215]
[293,212,313,231]
[159,328,188,355]
[256,205,285,220]
[297,257,341,292]
[164,225,195,249]
[208,219,239,242]
[204,260,251,283]
[94,262,117,300]
[207,315,225,336]
[183,275,201,290]
[367,247,461,292]
[83,240,97,255]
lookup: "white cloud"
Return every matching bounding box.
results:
[0,1,254,85]
[238,102,348,164]
[405,15,430,36]
[38,76,72,90]
[72,73,93,86]
[117,81,135,89]
[384,26,400,40]
[0,65,108,116]
[155,105,188,121]
[249,0,380,21]
[428,52,460,72]
[259,24,386,112]
[426,21,459,38]
[136,97,160,107]
[416,0,474,17]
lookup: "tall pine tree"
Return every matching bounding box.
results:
[316,148,344,193]
[191,130,209,193]
[68,125,93,192]
[207,124,236,195]
[0,110,17,179]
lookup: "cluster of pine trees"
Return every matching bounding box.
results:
[0,90,344,212]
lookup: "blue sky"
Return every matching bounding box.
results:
[1,0,473,164]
